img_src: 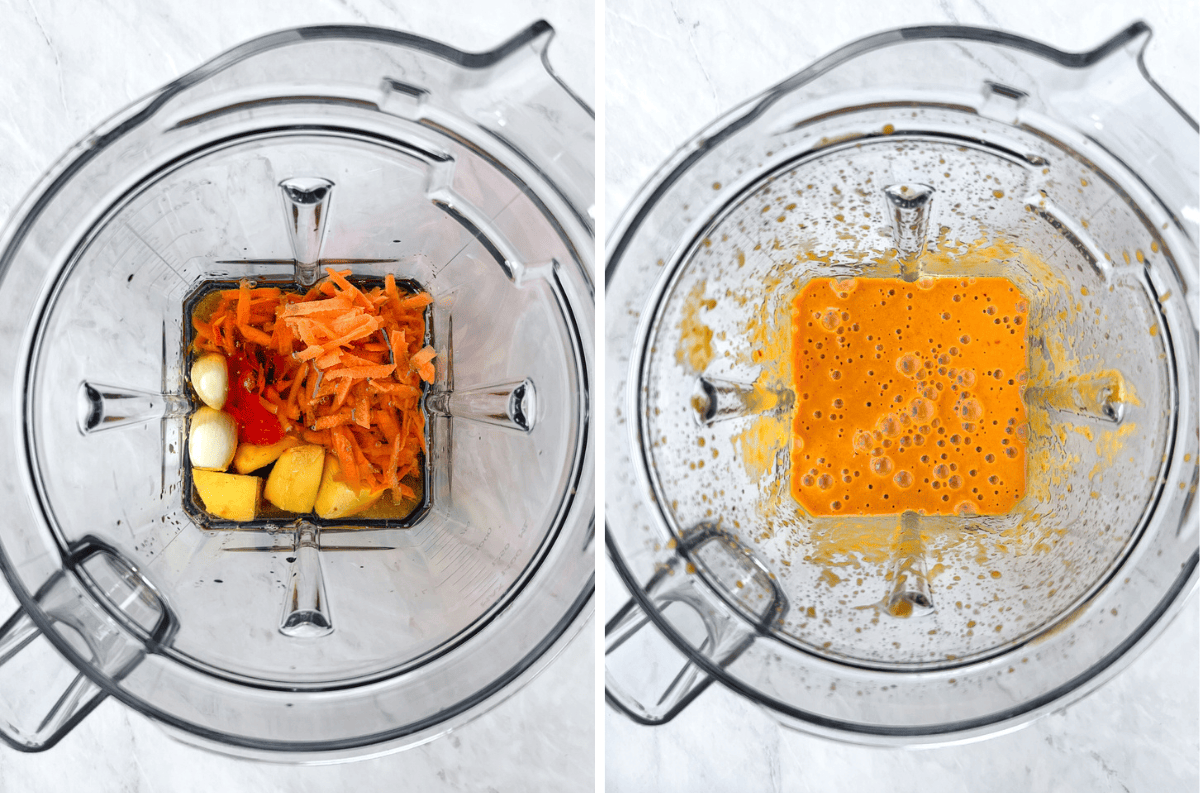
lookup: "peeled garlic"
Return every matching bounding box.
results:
[189,407,237,471]
[191,352,228,410]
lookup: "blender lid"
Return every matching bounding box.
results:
[0,23,593,758]
[605,23,1196,742]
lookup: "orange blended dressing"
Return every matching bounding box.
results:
[790,276,1028,516]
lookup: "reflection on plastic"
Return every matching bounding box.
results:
[0,541,174,751]
[605,523,787,725]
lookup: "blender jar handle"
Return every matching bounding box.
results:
[452,21,595,233]
[1050,24,1198,251]
[0,608,104,751]
[0,541,174,751]
[605,525,787,725]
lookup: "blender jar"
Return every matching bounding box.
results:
[606,23,1196,742]
[0,23,593,759]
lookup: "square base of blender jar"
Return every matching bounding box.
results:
[179,277,433,531]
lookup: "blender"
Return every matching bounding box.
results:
[0,22,594,759]
[605,23,1196,742]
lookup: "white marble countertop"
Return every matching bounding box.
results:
[0,0,594,790]
[604,1,1198,791]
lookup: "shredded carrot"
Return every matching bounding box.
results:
[374,407,400,443]
[302,428,332,446]
[237,280,251,327]
[192,272,431,498]
[327,364,396,380]
[331,426,359,485]
[410,346,436,368]
[313,413,353,430]
[240,324,273,347]
[284,297,354,315]
[398,293,433,310]
[333,376,353,410]
[221,316,236,356]
[387,433,403,493]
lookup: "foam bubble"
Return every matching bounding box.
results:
[819,307,840,332]
[957,397,983,422]
[896,352,920,377]
[878,415,901,437]
[910,397,936,422]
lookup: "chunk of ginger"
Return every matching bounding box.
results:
[193,469,261,522]
[264,444,325,513]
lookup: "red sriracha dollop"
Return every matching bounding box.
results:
[225,351,285,445]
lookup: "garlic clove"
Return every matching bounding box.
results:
[191,353,229,410]
[189,407,238,471]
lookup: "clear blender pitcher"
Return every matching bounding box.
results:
[0,23,593,759]
[605,23,1196,742]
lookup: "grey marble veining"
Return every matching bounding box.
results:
[603,1,1198,791]
[0,0,594,789]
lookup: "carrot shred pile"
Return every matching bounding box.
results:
[192,269,435,499]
